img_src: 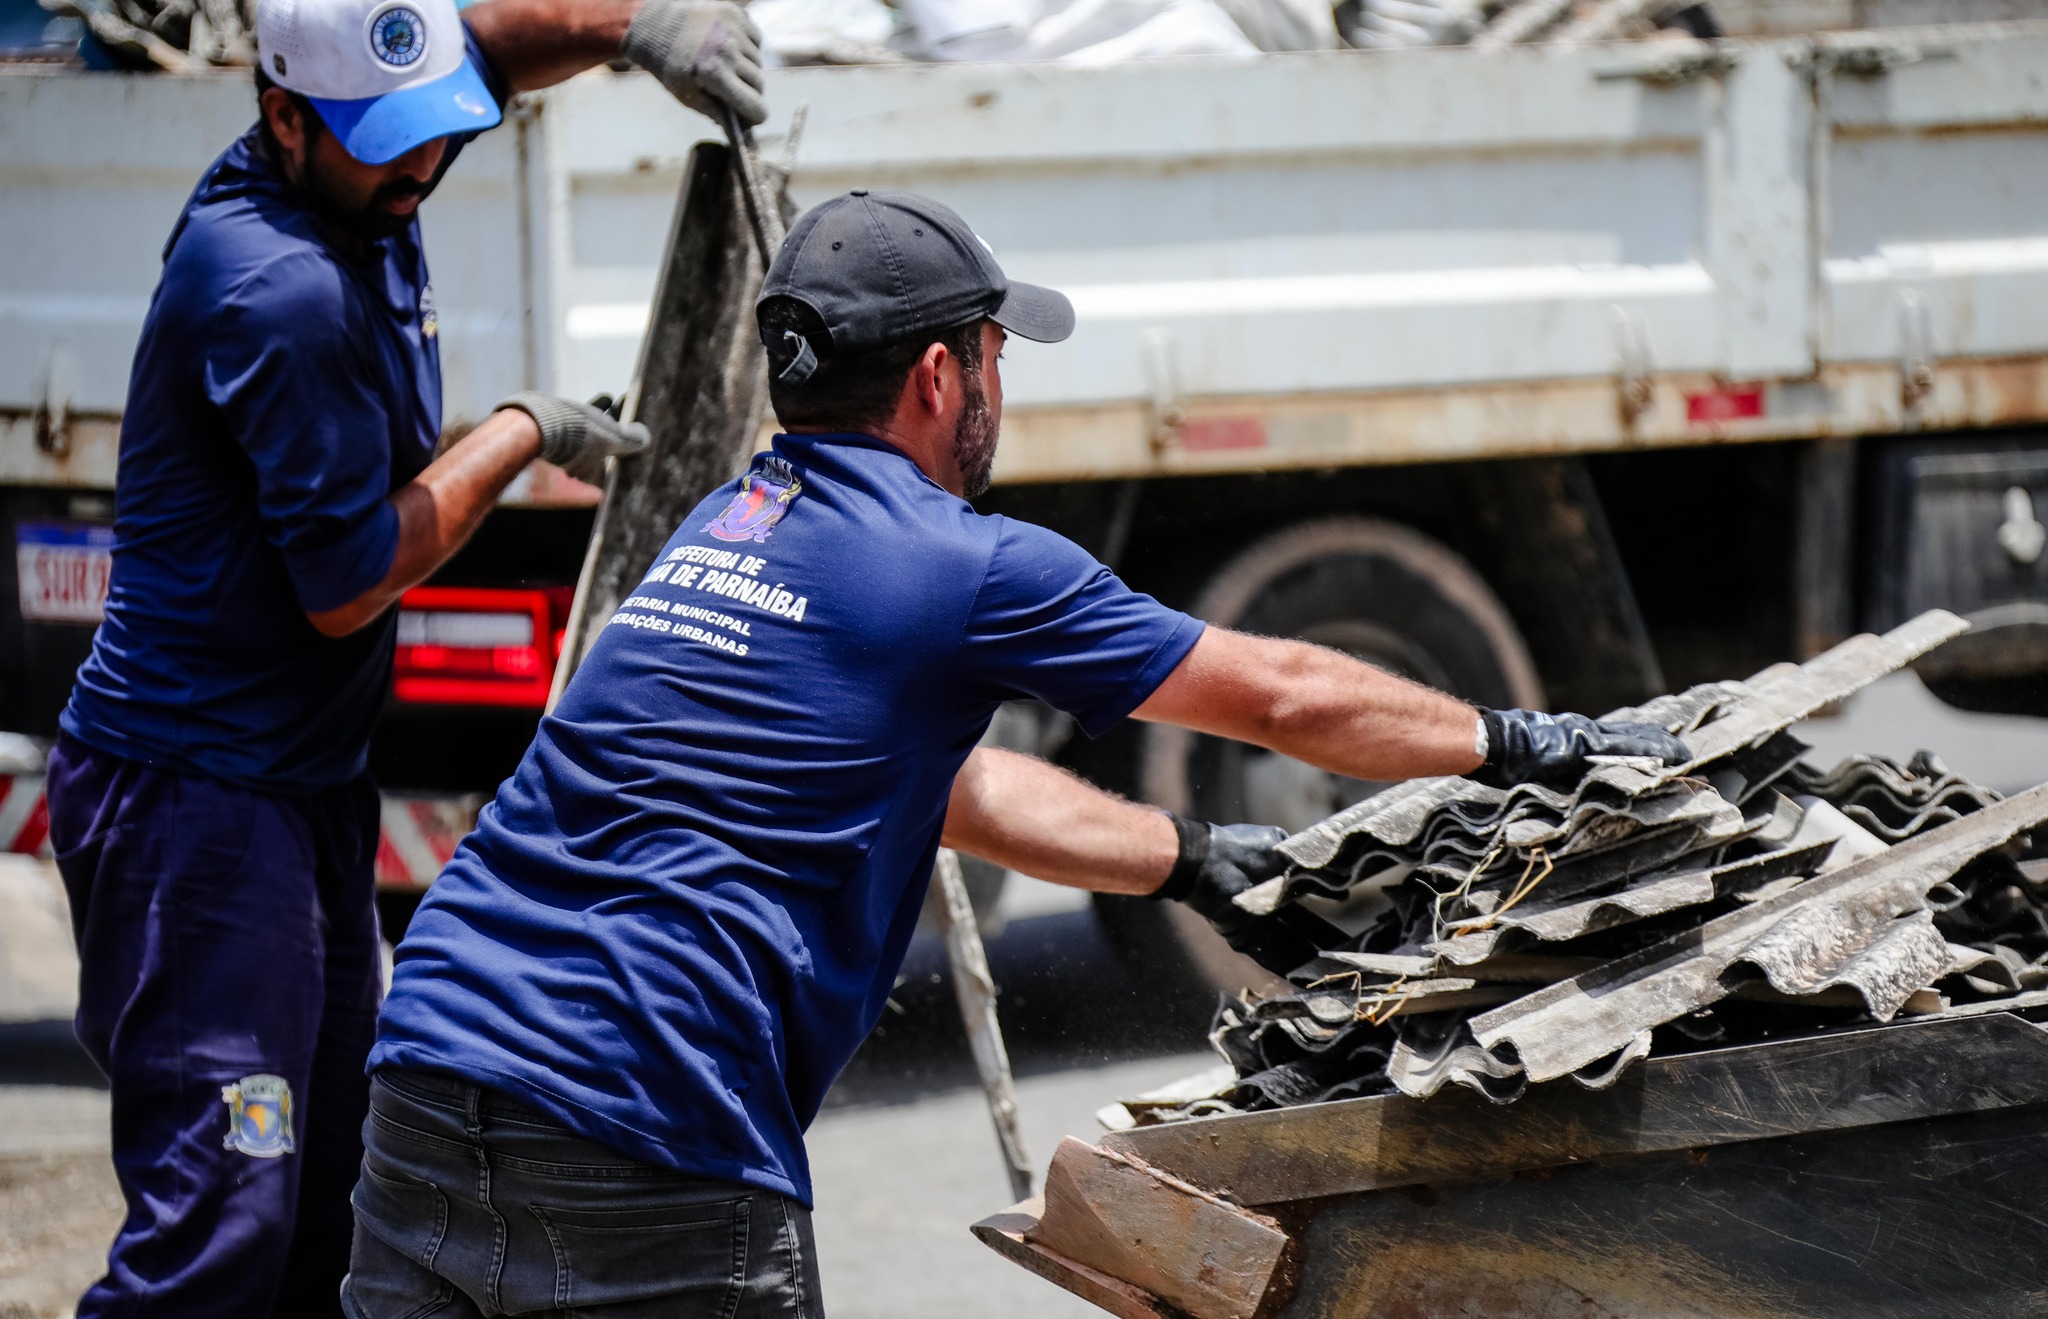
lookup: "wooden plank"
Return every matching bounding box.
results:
[1026,1137,1289,1319]
[971,1202,1180,1319]
[1103,1012,2048,1208]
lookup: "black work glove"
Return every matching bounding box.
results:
[495,392,652,486]
[1151,817,1345,975]
[1472,707,1692,790]
[623,0,768,128]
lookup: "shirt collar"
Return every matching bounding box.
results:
[771,432,948,493]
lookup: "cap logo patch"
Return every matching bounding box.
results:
[369,5,427,68]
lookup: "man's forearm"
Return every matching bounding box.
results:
[307,410,542,638]
[942,747,1177,896]
[465,0,638,92]
[1135,627,1485,783]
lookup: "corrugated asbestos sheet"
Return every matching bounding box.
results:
[1112,610,2048,1127]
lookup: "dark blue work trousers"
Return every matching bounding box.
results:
[47,734,383,1318]
[345,1069,823,1318]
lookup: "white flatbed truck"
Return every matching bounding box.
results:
[6,17,2048,986]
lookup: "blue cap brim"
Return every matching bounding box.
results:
[307,58,501,167]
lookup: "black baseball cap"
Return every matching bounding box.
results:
[758,190,1075,383]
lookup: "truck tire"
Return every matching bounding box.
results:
[1094,516,1542,1001]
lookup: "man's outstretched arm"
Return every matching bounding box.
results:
[1134,627,1485,782]
[463,0,636,91]
[942,629,1690,958]
[1131,626,1691,787]
[940,628,1689,889]
[941,747,1290,958]
[943,747,1177,896]
[464,0,765,119]
[307,400,645,638]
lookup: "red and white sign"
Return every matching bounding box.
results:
[375,794,483,889]
[0,772,474,888]
[15,521,113,624]
[0,775,50,856]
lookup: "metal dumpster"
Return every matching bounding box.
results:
[975,1004,2048,1318]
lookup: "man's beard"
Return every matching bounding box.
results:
[952,368,999,499]
[301,147,434,243]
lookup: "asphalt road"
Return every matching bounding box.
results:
[2,670,2045,1317]
[811,914,1212,1319]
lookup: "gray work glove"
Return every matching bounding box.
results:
[622,0,768,128]
[496,392,651,486]
[1472,708,1692,790]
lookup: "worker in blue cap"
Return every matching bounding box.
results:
[43,0,766,1312]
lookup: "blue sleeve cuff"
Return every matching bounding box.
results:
[1073,615,1206,739]
[285,499,400,614]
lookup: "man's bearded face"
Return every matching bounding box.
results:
[299,137,443,242]
[269,95,449,244]
[952,363,999,499]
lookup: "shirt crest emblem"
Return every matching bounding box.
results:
[706,457,801,543]
[221,1074,295,1158]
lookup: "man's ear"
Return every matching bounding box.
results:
[912,340,952,417]
[259,86,309,158]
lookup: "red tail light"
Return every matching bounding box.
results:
[392,587,572,708]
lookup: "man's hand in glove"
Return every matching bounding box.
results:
[1473,707,1691,789]
[623,0,768,127]
[495,392,651,486]
[1150,817,1295,960]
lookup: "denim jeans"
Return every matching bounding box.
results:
[343,1069,823,1318]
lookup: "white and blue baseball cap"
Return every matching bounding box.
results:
[255,0,501,166]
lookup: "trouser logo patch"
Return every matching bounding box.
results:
[221,1074,295,1157]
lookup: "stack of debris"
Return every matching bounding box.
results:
[790,0,1706,64]
[38,0,2027,72]
[39,0,252,69]
[1111,609,2048,1128]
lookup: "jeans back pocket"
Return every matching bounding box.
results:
[352,1160,452,1269]
[531,1197,751,1316]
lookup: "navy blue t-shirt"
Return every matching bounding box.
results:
[371,435,1203,1203]
[60,32,507,793]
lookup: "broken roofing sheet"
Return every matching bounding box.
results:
[1114,610,2048,1125]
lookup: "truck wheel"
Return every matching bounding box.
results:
[1095,516,1542,1000]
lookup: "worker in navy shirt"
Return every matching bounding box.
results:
[350,191,1688,1316]
[43,0,767,1311]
